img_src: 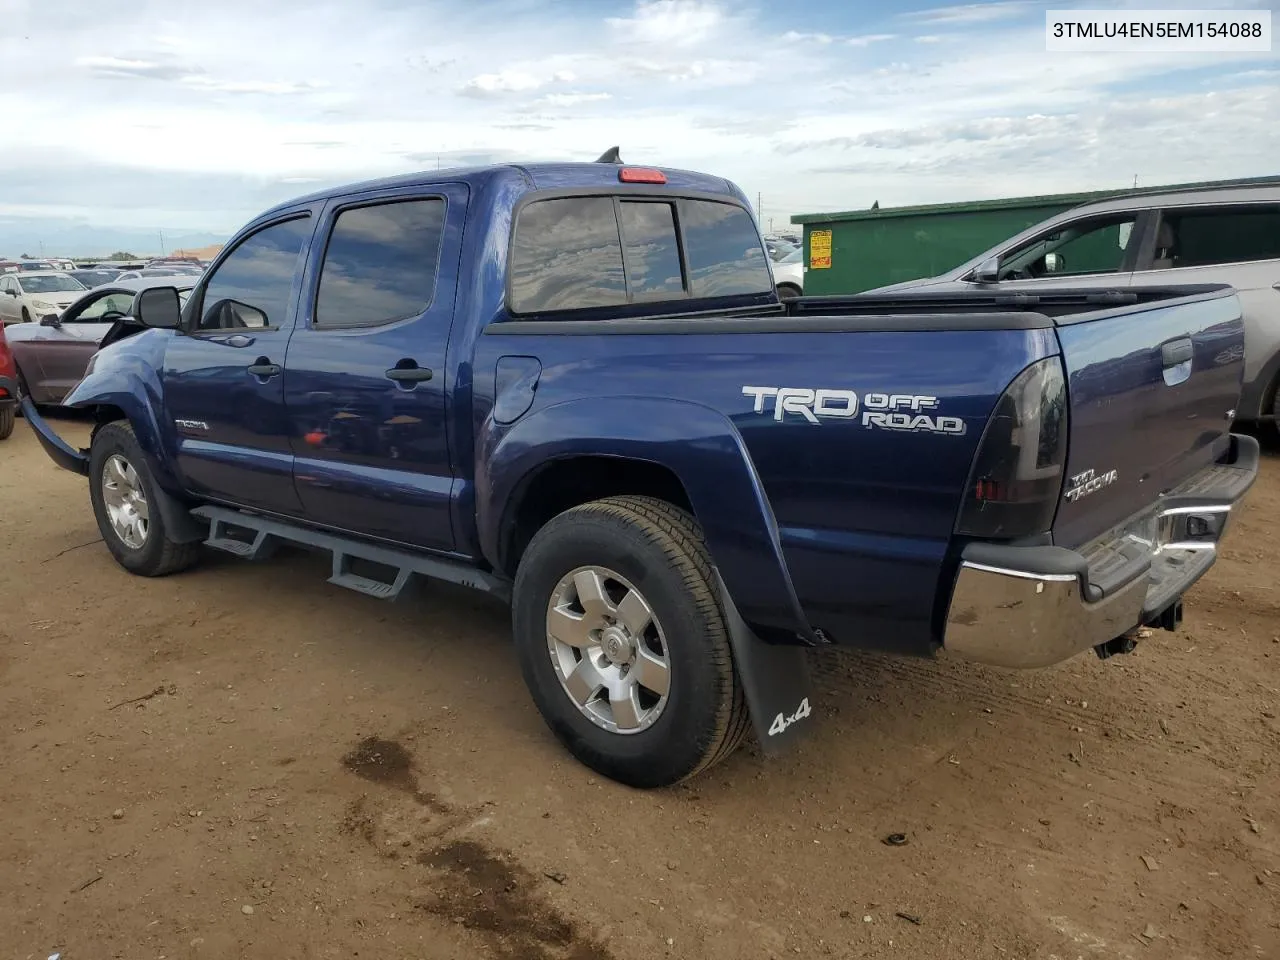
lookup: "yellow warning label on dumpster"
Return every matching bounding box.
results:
[809,230,832,269]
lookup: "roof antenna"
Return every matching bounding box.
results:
[595,146,622,164]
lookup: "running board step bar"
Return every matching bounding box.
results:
[191,505,511,602]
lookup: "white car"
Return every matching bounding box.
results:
[770,247,804,300]
[0,271,89,324]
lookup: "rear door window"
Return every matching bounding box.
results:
[315,198,446,328]
[1153,205,1280,268]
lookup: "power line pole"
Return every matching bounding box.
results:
[159,229,166,256]
[756,191,762,219]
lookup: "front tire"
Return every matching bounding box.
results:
[89,422,201,576]
[0,404,13,440]
[20,307,30,324]
[512,496,749,788]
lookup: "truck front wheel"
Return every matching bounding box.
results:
[89,422,201,577]
[512,496,749,788]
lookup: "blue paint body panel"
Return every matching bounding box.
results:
[56,161,1248,657]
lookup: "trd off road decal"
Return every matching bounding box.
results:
[741,386,966,436]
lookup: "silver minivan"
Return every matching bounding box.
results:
[872,181,1280,427]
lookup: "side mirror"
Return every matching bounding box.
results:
[39,314,61,327]
[133,286,182,329]
[1043,253,1065,273]
[972,255,1001,284]
[206,298,268,329]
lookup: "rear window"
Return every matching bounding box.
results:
[509,197,626,313]
[681,201,772,297]
[1163,205,1280,267]
[508,194,770,315]
[619,201,684,298]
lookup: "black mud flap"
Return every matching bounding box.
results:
[715,571,815,753]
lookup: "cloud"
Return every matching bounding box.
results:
[539,92,613,106]
[606,0,724,46]
[784,30,895,47]
[0,0,1275,251]
[904,2,1034,26]
[792,87,1280,191]
[783,30,834,44]
[847,33,897,47]
[74,56,192,81]
[182,77,322,95]
[459,69,549,97]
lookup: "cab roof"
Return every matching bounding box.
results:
[259,161,741,219]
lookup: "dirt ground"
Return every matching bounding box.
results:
[2,415,1278,960]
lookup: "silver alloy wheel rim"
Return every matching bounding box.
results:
[546,566,671,735]
[101,453,149,549]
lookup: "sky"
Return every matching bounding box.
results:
[0,0,1276,254]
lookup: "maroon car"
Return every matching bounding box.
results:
[6,277,194,405]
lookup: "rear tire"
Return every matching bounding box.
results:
[0,405,13,440]
[88,421,201,577]
[512,496,749,788]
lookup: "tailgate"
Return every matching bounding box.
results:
[1052,287,1245,548]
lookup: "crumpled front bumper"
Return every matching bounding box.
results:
[0,375,90,475]
[944,433,1259,669]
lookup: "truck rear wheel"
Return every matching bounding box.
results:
[512,496,749,788]
[89,422,201,577]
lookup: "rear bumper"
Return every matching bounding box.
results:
[0,374,90,476]
[943,433,1259,669]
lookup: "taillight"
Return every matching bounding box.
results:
[618,167,666,184]
[0,325,14,384]
[955,357,1068,539]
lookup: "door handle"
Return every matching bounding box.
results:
[247,359,281,379]
[385,364,434,386]
[1161,338,1193,368]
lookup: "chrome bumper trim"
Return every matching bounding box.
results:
[944,558,1151,669]
[945,492,1246,669]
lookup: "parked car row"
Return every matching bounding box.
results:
[0,265,206,326]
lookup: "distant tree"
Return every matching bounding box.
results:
[107,250,139,260]
[20,253,31,259]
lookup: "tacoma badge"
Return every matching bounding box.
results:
[1063,467,1118,503]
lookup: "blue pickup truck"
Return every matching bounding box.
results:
[8,156,1259,788]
